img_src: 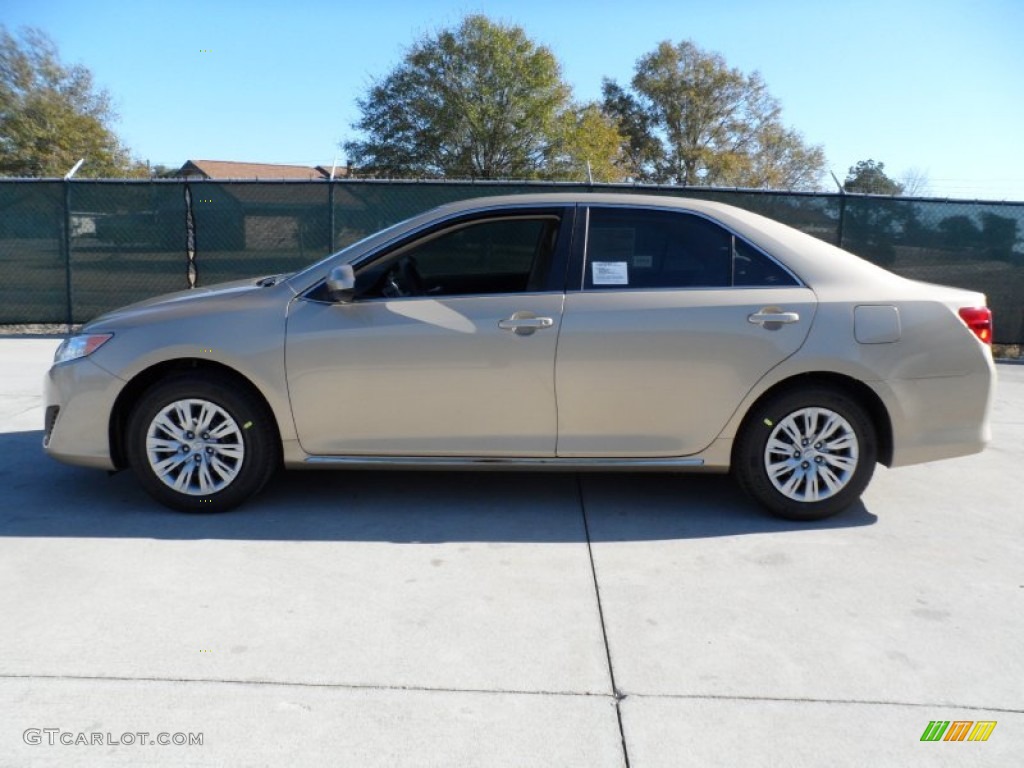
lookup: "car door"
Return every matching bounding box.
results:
[555,205,816,457]
[285,207,573,457]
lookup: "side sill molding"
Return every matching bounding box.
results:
[302,456,705,471]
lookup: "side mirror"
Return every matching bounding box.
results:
[325,264,357,303]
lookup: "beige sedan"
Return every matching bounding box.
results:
[43,194,995,519]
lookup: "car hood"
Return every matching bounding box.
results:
[83,276,295,330]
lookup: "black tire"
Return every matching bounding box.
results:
[126,373,280,512]
[733,386,877,521]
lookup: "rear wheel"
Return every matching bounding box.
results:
[733,387,877,520]
[126,373,279,512]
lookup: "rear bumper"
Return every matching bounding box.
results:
[43,358,124,470]
[872,356,995,468]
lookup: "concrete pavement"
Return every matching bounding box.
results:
[1,338,1021,766]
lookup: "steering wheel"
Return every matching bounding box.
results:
[382,257,426,298]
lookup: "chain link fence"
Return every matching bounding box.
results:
[1,179,1021,343]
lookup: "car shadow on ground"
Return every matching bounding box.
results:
[0,430,876,542]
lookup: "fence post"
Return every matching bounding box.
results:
[62,179,74,331]
[837,191,847,249]
[184,182,197,288]
[328,180,335,253]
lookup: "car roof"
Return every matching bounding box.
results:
[432,191,741,219]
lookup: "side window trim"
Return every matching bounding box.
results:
[567,205,589,293]
[729,234,737,286]
[573,204,805,291]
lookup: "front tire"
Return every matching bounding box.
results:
[733,386,877,521]
[126,373,279,512]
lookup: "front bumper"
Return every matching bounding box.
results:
[43,358,125,470]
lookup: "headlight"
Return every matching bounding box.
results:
[54,333,114,364]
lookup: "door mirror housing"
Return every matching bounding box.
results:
[325,264,357,303]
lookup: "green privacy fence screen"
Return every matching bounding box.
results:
[1,179,1022,343]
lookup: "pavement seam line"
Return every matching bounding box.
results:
[625,692,1024,714]
[3,403,44,417]
[577,475,631,768]
[0,673,608,700]
[3,674,1020,715]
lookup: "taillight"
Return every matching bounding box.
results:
[958,307,993,345]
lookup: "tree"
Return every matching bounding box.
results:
[843,160,904,195]
[0,25,144,177]
[601,40,825,189]
[601,80,661,180]
[344,15,620,180]
[147,163,178,179]
[899,167,930,196]
[544,103,624,182]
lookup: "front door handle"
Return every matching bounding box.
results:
[748,310,800,326]
[498,312,555,336]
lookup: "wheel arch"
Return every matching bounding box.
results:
[731,372,894,468]
[108,358,282,471]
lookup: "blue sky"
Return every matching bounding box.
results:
[4,0,1022,199]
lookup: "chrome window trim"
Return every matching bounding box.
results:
[579,203,807,290]
[567,284,808,297]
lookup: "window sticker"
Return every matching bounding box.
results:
[592,261,629,285]
[632,254,654,268]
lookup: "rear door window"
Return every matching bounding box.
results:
[584,207,798,290]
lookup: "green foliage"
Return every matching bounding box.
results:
[147,163,178,179]
[0,25,144,178]
[602,40,825,189]
[344,15,621,180]
[601,80,661,180]
[544,103,624,182]
[843,160,904,195]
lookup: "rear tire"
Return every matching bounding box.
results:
[126,373,279,512]
[733,386,877,521]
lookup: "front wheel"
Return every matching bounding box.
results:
[733,387,877,521]
[126,373,279,512]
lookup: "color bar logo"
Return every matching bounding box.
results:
[921,720,997,742]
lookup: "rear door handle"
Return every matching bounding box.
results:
[748,310,800,326]
[498,312,555,336]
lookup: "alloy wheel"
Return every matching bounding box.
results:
[763,406,859,503]
[145,398,245,495]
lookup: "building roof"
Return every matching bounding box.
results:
[315,165,349,179]
[177,160,329,180]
